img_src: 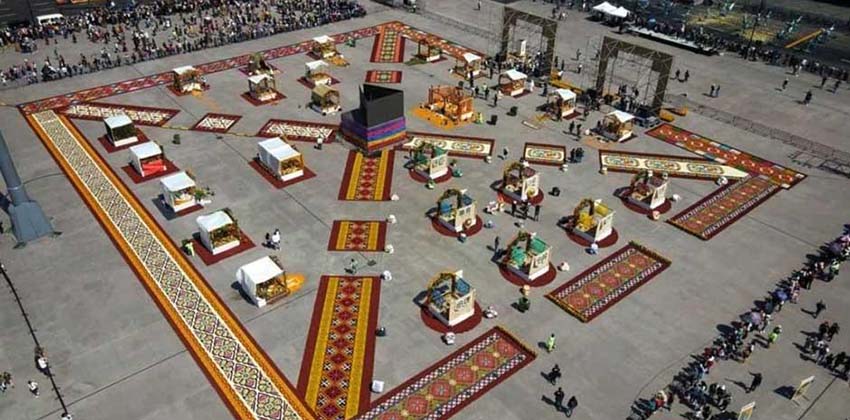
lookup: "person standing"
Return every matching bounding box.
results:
[714,85,721,97]
[501,146,509,160]
[548,364,562,385]
[827,323,840,341]
[271,229,281,250]
[554,387,565,411]
[545,333,557,353]
[684,70,690,82]
[476,0,481,10]
[566,395,578,417]
[834,79,842,93]
[568,120,575,134]
[27,380,39,397]
[821,75,828,89]
[814,300,826,318]
[804,90,813,105]
[348,258,358,274]
[767,326,782,347]
[709,84,716,97]
[493,236,501,257]
[781,78,788,91]
[747,372,762,393]
[675,69,681,81]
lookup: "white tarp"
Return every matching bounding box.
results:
[129,142,161,160]
[258,137,299,170]
[462,52,481,63]
[160,171,195,192]
[502,69,527,81]
[237,256,283,286]
[553,88,577,101]
[609,110,635,123]
[592,2,617,14]
[104,114,132,130]
[611,6,630,18]
[197,210,233,233]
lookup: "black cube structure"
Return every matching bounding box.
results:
[340,84,407,153]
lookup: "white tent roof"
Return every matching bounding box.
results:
[313,35,332,44]
[592,2,617,13]
[105,114,132,129]
[197,210,233,232]
[160,171,195,192]
[552,88,577,101]
[611,6,630,18]
[129,142,162,160]
[502,69,527,81]
[305,60,328,71]
[608,110,635,123]
[461,52,481,63]
[248,74,271,84]
[259,137,300,161]
[173,65,196,75]
[238,256,283,286]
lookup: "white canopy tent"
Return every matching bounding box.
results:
[196,210,239,254]
[462,52,481,64]
[104,114,137,146]
[129,142,164,177]
[160,171,197,212]
[502,69,527,81]
[237,256,284,307]
[257,137,304,181]
[553,88,577,101]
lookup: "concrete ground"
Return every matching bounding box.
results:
[1,1,849,420]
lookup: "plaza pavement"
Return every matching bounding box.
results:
[0,1,849,420]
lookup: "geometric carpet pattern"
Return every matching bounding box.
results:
[354,326,535,420]
[523,142,566,166]
[328,221,388,252]
[599,150,749,180]
[646,123,806,189]
[258,119,337,143]
[27,110,311,420]
[298,276,381,420]
[365,70,403,84]
[667,176,780,240]
[402,133,494,158]
[191,113,242,133]
[370,27,405,63]
[338,150,395,201]
[546,242,671,323]
[58,101,179,126]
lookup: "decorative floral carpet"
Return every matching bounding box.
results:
[258,119,337,143]
[546,242,671,322]
[327,220,388,252]
[365,70,402,84]
[667,176,780,240]
[599,150,749,180]
[355,326,534,420]
[26,111,311,420]
[370,27,406,63]
[191,113,242,133]
[298,276,381,420]
[338,150,395,201]
[646,123,805,188]
[523,142,566,166]
[58,102,179,126]
[401,133,494,158]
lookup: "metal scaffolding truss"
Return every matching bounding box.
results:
[499,7,558,74]
[594,36,674,115]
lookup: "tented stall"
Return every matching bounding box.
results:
[160,171,197,212]
[257,137,305,181]
[499,69,528,97]
[455,52,482,78]
[549,88,577,119]
[129,142,166,178]
[172,65,203,93]
[599,110,635,142]
[237,256,303,307]
[104,114,138,147]
[305,60,331,86]
[310,84,341,115]
[248,74,278,102]
[311,35,338,59]
[196,209,241,255]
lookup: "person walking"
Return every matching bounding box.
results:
[476,0,481,10]
[548,364,562,385]
[684,70,690,82]
[804,90,813,105]
[501,146,509,160]
[566,395,578,417]
[814,300,826,318]
[747,372,762,393]
[493,236,501,258]
[827,323,840,341]
[27,380,39,397]
[781,78,788,90]
[767,325,782,347]
[569,120,575,134]
[709,84,716,97]
[834,79,842,93]
[713,85,721,97]
[545,333,557,353]
[554,387,565,411]
[821,75,828,89]
[347,258,358,274]
[271,228,281,250]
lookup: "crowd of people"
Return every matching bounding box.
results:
[629,228,850,420]
[0,0,366,86]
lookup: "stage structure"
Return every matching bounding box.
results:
[593,36,674,116]
[498,6,558,75]
[340,84,407,153]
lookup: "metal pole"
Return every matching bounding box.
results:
[0,262,70,414]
